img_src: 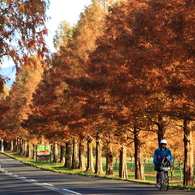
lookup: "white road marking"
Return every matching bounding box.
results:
[37,183,54,187]
[29,179,38,182]
[1,169,82,194]
[19,176,27,180]
[62,189,82,195]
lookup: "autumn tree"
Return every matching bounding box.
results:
[0,98,10,141]
[2,58,44,153]
[3,0,195,185]
[49,0,110,171]
[72,0,109,67]
[144,0,195,186]
[86,0,151,179]
[0,0,49,71]
[53,21,74,50]
[0,83,9,99]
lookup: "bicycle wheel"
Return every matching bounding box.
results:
[163,171,169,191]
[159,182,163,190]
[158,172,163,190]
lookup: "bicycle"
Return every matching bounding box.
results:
[157,157,170,191]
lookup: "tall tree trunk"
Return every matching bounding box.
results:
[157,114,165,147]
[32,144,36,159]
[85,138,94,172]
[13,139,17,152]
[26,142,29,157]
[105,143,113,175]
[78,140,86,170]
[10,140,14,152]
[95,134,103,175]
[27,142,32,158]
[134,127,145,180]
[64,142,71,168]
[53,141,58,163]
[183,118,194,186]
[21,139,25,155]
[119,144,128,179]
[3,140,8,151]
[72,138,79,169]
[17,138,22,153]
[60,145,65,164]
[23,140,28,156]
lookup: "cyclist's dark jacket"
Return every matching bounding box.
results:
[153,147,173,170]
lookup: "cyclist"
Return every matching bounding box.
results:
[153,139,173,187]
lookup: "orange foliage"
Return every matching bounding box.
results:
[0,0,49,68]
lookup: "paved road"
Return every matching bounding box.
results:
[0,153,194,195]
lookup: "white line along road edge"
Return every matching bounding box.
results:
[1,168,82,195]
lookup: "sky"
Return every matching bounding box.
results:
[45,0,92,52]
[1,0,92,87]
[2,0,92,67]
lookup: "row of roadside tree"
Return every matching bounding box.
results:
[0,0,195,186]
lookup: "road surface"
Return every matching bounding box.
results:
[0,153,194,195]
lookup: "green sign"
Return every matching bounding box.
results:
[37,145,51,156]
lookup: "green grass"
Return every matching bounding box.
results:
[2,151,195,191]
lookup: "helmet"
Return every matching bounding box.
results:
[160,139,167,144]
